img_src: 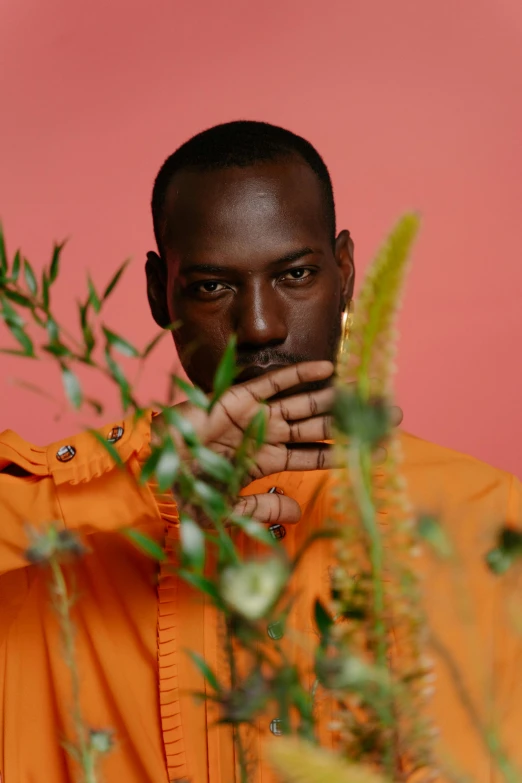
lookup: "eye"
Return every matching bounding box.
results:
[192,281,228,294]
[280,267,314,282]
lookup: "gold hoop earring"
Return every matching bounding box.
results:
[338,299,354,359]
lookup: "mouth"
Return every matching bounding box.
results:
[235,363,289,384]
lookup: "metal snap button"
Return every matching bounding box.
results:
[56,445,76,463]
[107,426,124,444]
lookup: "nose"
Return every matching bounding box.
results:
[234,281,287,349]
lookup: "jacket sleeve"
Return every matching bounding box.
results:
[0,411,163,575]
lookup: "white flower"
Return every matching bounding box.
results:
[220,558,288,621]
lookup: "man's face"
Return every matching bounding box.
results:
[146,156,354,393]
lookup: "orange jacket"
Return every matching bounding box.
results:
[1,414,521,783]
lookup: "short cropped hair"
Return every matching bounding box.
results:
[151,120,336,257]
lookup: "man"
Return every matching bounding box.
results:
[1,121,521,783]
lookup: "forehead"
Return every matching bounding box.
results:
[163,158,329,260]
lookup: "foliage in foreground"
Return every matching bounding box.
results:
[1,217,521,783]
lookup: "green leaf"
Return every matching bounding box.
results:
[78,301,88,330]
[88,429,125,467]
[82,323,95,358]
[210,335,237,407]
[124,528,165,561]
[142,330,167,359]
[185,649,221,692]
[103,327,140,358]
[104,349,133,410]
[228,514,275,547]
[3,288,32,307]
[193,479,228,520]
[43,343,71,358]
[46,318,59,343]
[192,445,234,484]
[172,376,209,410]
[88,277,101,314]
[0,296,25,328]
[49,242,65,284]
[245,406,267,451]
[61,366,83,409]
[163,406,200,448]
[155,441,181,492]
[333,389,390,447]
[180,514,206,572]
[0,223,6,276]
[11,250,21,282]
[139,448,161,484]
[23,259,37,296]
[10,325,35,356]
[42,271,50,311]
[85,398,104,415]
[314,598,333,637]
[178,569,223,606]
[417,515,453,559]
[102,260,129,301]
[485,547,512,575]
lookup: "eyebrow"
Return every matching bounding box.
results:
[181,247,317,276]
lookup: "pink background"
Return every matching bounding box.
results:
[1,0,521,476]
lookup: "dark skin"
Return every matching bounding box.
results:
[146,155,355,393]
[146,155,359,526]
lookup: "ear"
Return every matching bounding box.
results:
[334,229,355,309]
[145,251,171,328]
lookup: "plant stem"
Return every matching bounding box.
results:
[50,558,97,783]
[347,440,395,776]
[224,620,249,783]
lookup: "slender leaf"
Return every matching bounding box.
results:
[155,441,181,492]
[61,366,83,409]
[12,250,21,282]
[88,429,125,468]
[139,448,162,484]
[103,327,140,358]
[43,342,71,358]
[3,288,32,307]
[172,376,209,410]
[23,259,37,296]
[229,514,275,547]
[0,297,25,327]
[192,445,234,484]
[49,241,65,284]
[82,323,95,358]
[210,334,237,407]
[180,514,206,572]
[163,405,200,447]
[104,349,133,409]
[124,528,166,561]
[142,330,167,359]
[178,569,223,605]
[42,271,50,311]
[102,260,129,301]
[88,277,101,313]
[10,325,35,356]
[193,479,228,520]
[0,223,6,275]
[185,649,220,692]
[46,318,59,342]
[314,598,333,637]
[85,398,104,415]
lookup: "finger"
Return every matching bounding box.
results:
[269,415,332,444]
[243,361,334,401]
[269,386,334,422]
[284,444,335,472]
[233,493,301,525]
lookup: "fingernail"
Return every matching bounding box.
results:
[268,486,284,495]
